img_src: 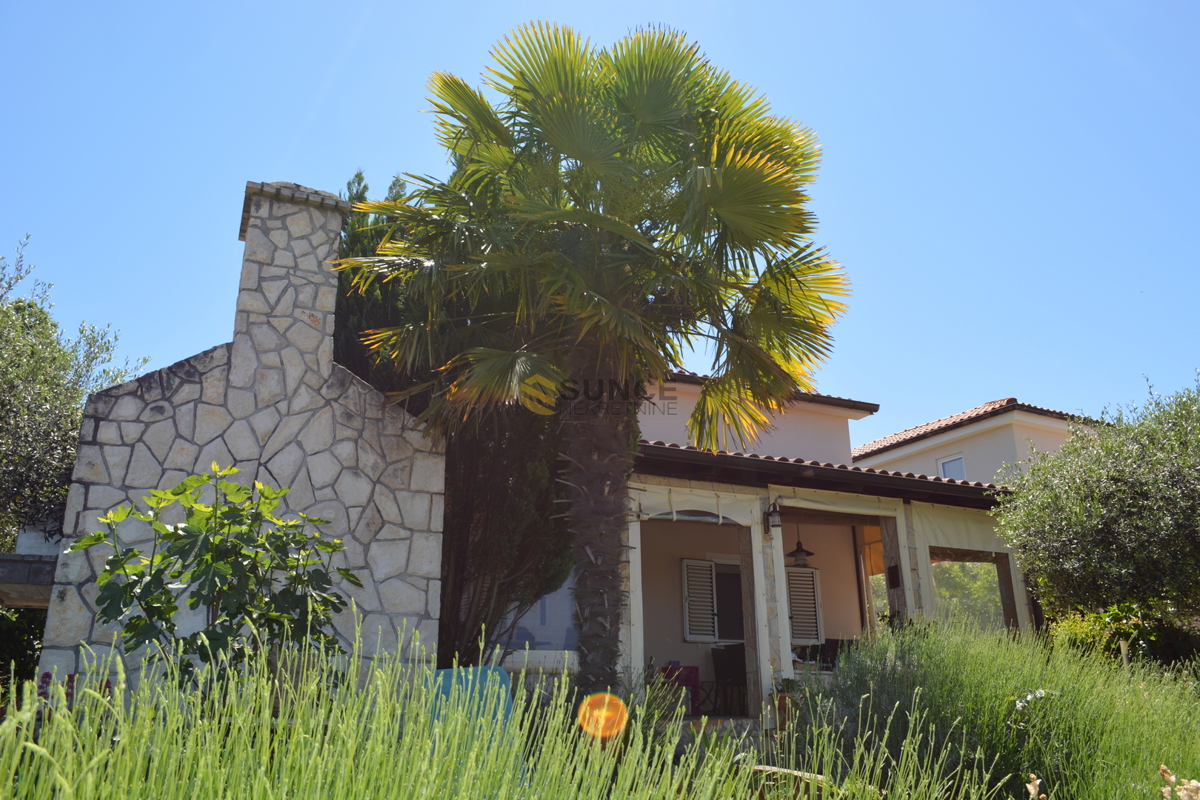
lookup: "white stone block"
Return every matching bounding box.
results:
[407,533,442,579]
[379,578,426,615]
[410,453,445,493]
[238,290,271,315]
[305,500,349,535]
[427,581,441,618]
[368,539,411,582]
[261,411,311,462]
[307,451,342,488]
[266,442,305,487]
[430,494,444,533]
[196,439,235,474]
[96,421,122,445]
[172,382,201,404]
[281,347,305,394]
[249,407,282,446]
[224,420,259,461]
[357,442,385,481]
[332,439,357,468]
[285,320,323,354]
[101,445,130,485]
[228,334,257,389]
[249,323,284,351]
[395,491,431,530]
[43,586,92,648]
[119,421,146,443]
[285,210,313,237]
[334,468,373,508]
[375,524,411,541]
[164,440,200,471]
[374,490,402,525]
[124,443,163,489]
[380,435,413,463]
[227,388,256,419]
[288,384,324,415]
[255,368,286,407]
[379,462,412,491]
[341,570,381,611]
[298,407,334,453]
[194,404,234,445]
[175,402,196,440]
[110,395,145,421]
[243,227,274,265]
[142,419,176,461]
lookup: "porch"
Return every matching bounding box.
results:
[503,450,1033,725]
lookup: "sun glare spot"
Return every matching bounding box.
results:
[577,693,628,739]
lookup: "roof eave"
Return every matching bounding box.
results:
[636,442,1004,510]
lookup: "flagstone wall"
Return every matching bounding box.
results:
[39,182,445,676]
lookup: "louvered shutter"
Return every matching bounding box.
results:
[786,567,825,646]
[681,559,718,642]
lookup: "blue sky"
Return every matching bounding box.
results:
[3,1,1198,448]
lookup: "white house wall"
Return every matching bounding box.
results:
[638,382,864,464]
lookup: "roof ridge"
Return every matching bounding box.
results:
[850,397,1077,460]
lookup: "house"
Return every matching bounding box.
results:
[852,398,1079,484]
[508,379,1034,717]
[31,181,1043,721]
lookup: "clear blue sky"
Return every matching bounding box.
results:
[3,1,1198,449]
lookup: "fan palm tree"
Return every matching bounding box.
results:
[342,22,849,693]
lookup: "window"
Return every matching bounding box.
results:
[786,567,825,645]
[681,559,745,642]
[938,455,967,481]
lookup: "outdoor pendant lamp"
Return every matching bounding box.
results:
[786,537,815,567]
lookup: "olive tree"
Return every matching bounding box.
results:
[994,383,1200,615]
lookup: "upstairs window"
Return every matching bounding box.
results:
[938,455,967,481]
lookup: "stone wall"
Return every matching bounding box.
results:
[39,182,445,676]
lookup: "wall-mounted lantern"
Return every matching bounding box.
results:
[764,502,782,538]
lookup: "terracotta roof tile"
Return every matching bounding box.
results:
[851,398,1077,461]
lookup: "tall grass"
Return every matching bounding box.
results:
[795,620,1200,798]
[2,634,1001,799]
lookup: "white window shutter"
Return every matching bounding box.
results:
[786,567,825,646]
[681,559,718,642]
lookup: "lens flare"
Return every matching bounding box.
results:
[577,693,628,739]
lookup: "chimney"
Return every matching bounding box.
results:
[231,182,352,398]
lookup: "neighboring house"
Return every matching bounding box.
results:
[852,398,1079,484]
[35,182,446,678]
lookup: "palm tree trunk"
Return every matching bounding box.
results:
[565,337,639,694]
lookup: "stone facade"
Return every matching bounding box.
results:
[39,182,445,676]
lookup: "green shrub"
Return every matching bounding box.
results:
[68,466,361,682]
[793,620,1200,799]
